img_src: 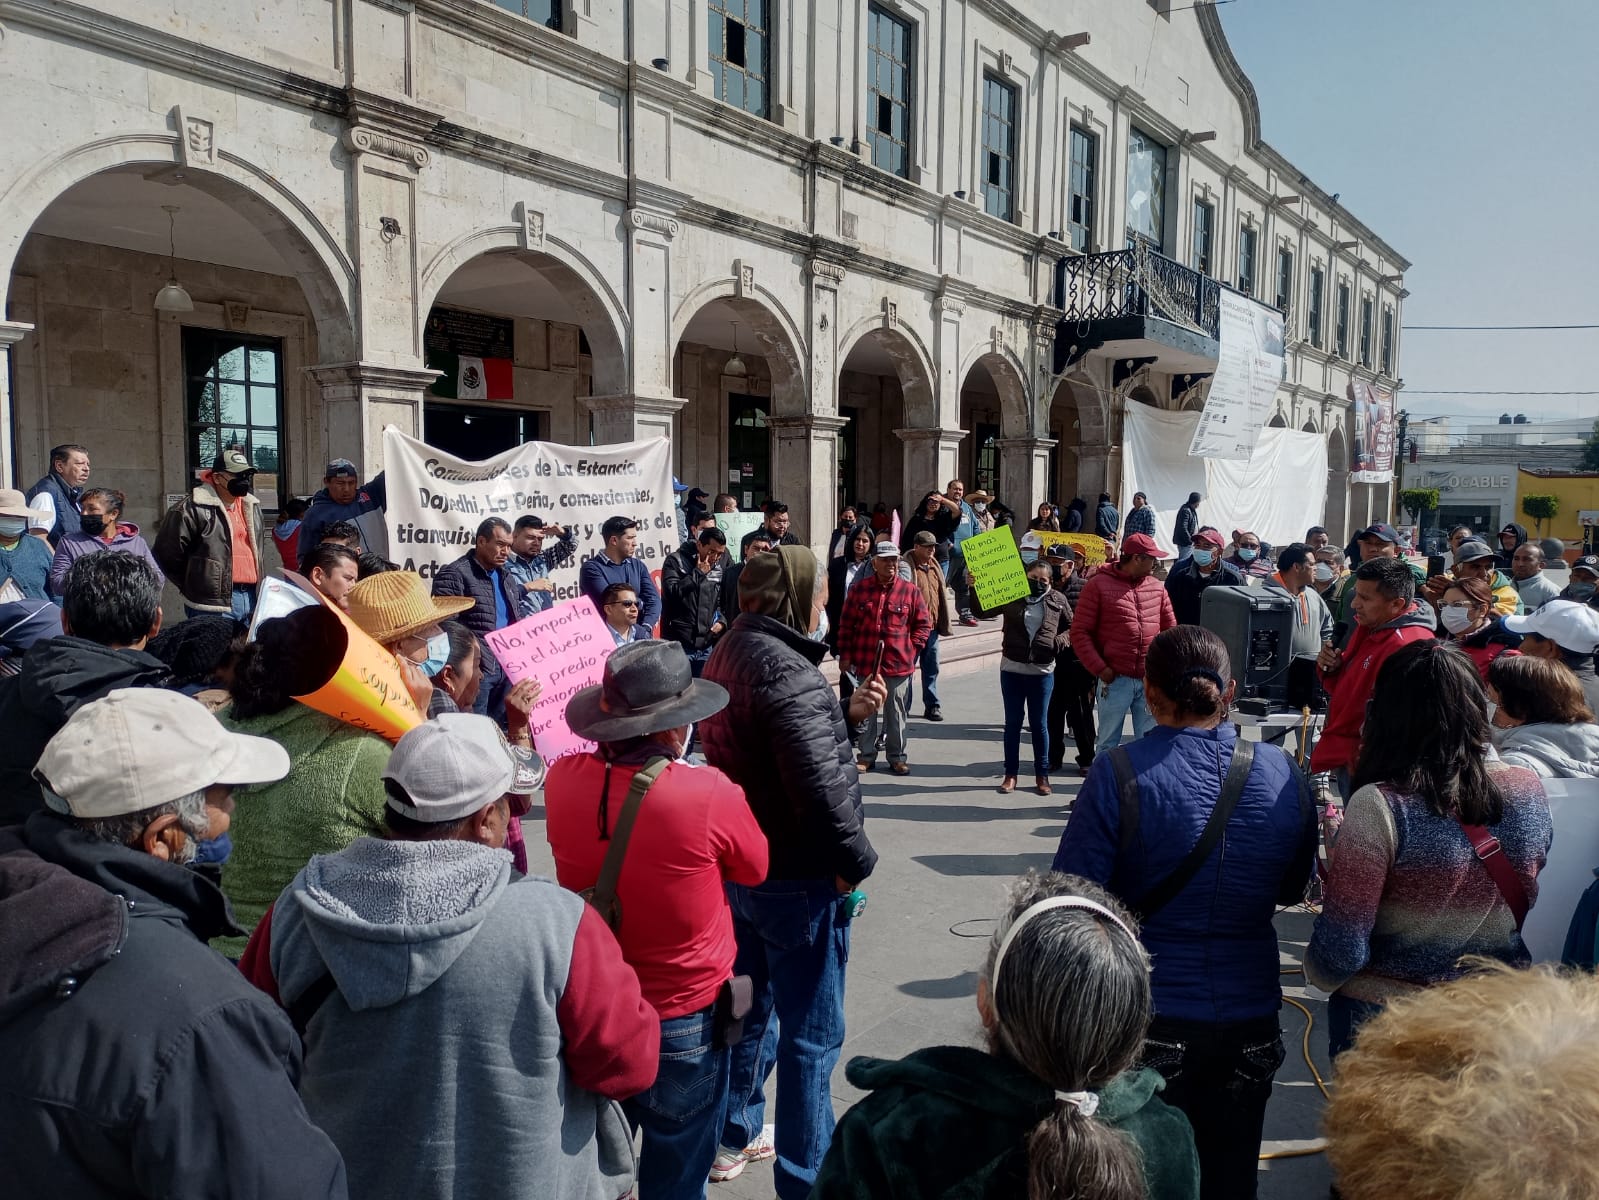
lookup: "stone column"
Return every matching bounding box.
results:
[0,321,35,487]
[769,414,847,553]
[896,428,966,512]
[583,393,688,446]
[996,436,1057,515]
[625,206,682,405]
[307,362,438,476]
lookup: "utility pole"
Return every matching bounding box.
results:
[1393,407,1409,521]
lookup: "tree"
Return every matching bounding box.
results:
[1522,494,1560,536]
[1583,420,1599,472]
[1398,487,1440,527]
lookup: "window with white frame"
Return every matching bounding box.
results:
[1359,295,1375,367]
[708,0,771,118]
[492,0,561,29]
[1308,266,1325,348]
[1237,225,1257,297]
[1125,127,1166,251]
[1192,199,1214,275]
[1067,124,1097,253]
[1335,280,1351,359]
[981,73,1018,222]
[866,4,914,179]
[1381,304,1395,375]
[1275,247,1294,315]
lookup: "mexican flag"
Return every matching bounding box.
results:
[429,353,513,400]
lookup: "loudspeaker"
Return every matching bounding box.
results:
[1199,585,1297,703]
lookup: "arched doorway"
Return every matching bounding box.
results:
[837,323,935,518]
[957,350,1030,509]
[1326,424,1350,543]
[672,292,805,523]
[6,162,356,544]
[418,247,628,457]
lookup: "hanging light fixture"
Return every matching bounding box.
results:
[724,321,748,378]
[153,204,194,313]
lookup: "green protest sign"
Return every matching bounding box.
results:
[716,511,765,548]
[962,526,1030,608]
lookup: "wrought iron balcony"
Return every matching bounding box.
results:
[1052,245,1222,374]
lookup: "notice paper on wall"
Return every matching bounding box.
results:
[961,526,1030,608]
[485,598,615,765]
[1189,290,1287,461]
[383,428,676,606]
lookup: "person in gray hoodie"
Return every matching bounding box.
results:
[1486,654,1599,780]
[240,713,661,1200]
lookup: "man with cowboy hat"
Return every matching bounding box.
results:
[546,640,769,1200]
[242,711,655,1200]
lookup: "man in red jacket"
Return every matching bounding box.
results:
[1071,532,1177,756]
[1312,556,1435,797]
[839,541,932,775]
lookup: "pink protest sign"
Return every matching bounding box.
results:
[889,509,900,546]
[485,599,615,764]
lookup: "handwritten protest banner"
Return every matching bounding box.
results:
[384,428,675,606]
[485,598,615,764]
[1038,531,1110,566]
[962,526,1030,608]
[716,511,764,549]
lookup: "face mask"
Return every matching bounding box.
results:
[0,517,28,539]
[1020,550,1038,565]
[1439,604,1477,635]
[419,631,450,677]
[1192,548,1216,568]
[1568,582,1597,601]
[810,608,830,643]
[80,514,108,537]
[1313,563,1336,583]
[973,502,987,514]
[226,476,253,497]
[1237,548,1258,562]
[1028,579,1049,599]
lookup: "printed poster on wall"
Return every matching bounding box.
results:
[383,428,677,608]
[1348,380,1396,484]
[1188,290,1287,461]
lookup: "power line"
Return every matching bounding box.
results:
[1400,389,1599,396]
[1403,323,1599,331]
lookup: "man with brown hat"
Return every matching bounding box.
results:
[154,446,265,619]
[0,487,53,599]
[547,640,769,1200]
[907,530,953,720]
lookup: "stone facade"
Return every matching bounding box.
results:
[0,0,1406,549]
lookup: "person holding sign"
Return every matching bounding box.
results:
[546,640,769,1200]
[998,557,1072,795]
[1071,533,1176,756]
[580,516,663,637]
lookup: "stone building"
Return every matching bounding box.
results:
[0,0,1406,548]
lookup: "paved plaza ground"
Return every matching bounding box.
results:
[523,657,1335,1199]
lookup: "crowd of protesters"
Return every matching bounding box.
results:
[6,446,1599,1200]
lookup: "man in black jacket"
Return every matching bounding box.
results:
[0,687,346,1200]
[661,526,727,673]
[1172,491,1202,562]
[700,546,886,1196]
[0,552,171,823]
[1165,528,1244,626]
[432,516,520,722]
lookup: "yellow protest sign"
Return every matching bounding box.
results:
[962,526,1031,608]
[1037,531,1111,565]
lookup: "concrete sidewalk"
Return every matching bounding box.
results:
[523,666,1334,1199]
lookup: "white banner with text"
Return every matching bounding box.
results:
[1189,290,1287,461]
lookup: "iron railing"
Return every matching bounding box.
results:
[1054,246,1221,340]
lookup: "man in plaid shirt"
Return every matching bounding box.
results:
[838,541,932,776]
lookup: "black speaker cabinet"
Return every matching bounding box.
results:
[1199,585,1297,703]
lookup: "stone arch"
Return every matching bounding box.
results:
[1268,413,1289,428]
[960,348,1030,438]
[418,228,630,395]
[672,279,807,416]
[836,319,936,428]
[0,132,356,359]
[1301,416,1320,433]
[1326,423,1351,542]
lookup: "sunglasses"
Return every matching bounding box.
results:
[609,599,639,608]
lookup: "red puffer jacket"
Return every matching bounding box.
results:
[1071,564,1176,680]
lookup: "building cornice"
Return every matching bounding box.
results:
[413,0,627,93]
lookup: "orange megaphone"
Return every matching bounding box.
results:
[254,573,424,743]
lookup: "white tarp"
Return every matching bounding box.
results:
[1522,779,1599,965]
[1188,290,1287,461]
[1122,402,1329,550]
[382,428,676,607]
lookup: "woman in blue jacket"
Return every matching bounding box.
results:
[1052,624,1317,1200]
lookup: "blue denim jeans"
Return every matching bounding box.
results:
[919,631,941,710]
[624,1004,730,1200]
[1094,673,1155,755]
[1327,992,1385,1059]
[185,584,256,622]
[1000,669,1054,777]
[721,878,852,1200]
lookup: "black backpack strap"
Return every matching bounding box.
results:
[1109,748,1140,855]
[286,972,337,1039]
[1133,739,1256,922]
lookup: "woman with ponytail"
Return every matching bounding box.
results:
[1052,626,1317,1200]
[809,870,1199,1199]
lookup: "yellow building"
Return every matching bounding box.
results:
[1516,470,1599,550]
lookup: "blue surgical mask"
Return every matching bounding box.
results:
[1238,548,1258,562]
[1568,582,1597,601]
[810,608,830,643]
[1192,548,1216,567]
[0,517,27,539]
[1021,550,1039,565]
[420,631,450,677]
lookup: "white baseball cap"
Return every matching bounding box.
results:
[35,688,291,819]
[382,712,542,824]
[1503,600,1599,654]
